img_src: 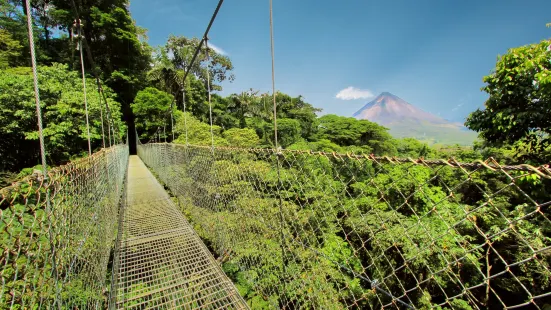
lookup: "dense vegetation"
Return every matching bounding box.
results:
[1,0,550,308]
[145,136,549,309]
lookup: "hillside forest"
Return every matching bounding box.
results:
[0,0,550,308]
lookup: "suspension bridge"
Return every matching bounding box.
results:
[2,139,550,309]
[2,0,551,309]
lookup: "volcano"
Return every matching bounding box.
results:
[353,92,476,145]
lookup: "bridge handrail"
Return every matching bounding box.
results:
[0,144,128,308]
[138,142,551,309]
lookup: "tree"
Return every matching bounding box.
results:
[465,39,551,163]
[147,47,179,94]
[396,138,432,158]
[0,0,28,66]
[0,28,21,68]
[223,128,260,148]
[174,111,228,146]
[48,0,152,152]
[0,64,125,172]
[314,114,396,155]
[149,35,235,123]
[227,89,261,128]
[165,35,234,90]
[274,92,321,140]
[132,87,173,140]
[265,118,302,148]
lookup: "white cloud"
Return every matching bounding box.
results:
[336,87,374,100]
[209,43,228,56]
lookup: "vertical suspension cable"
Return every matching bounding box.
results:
[107,116,112,147]
[111,112,116,146]
[95,80,110,148]
[95,78,112,147]
[269,0,287,304]
[171,100,175,142]
[25,1,47,175]
[70,0,123,145]
[182,83,189,145]
[76,20,92,155]
[204,37,215,151]
[204,37,225,256]
[269,0,278,149]
[98,89,106,148]
[177,0,224,146]
[25,2,61,308]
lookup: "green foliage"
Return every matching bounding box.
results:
[132,87,173,139]
[466,39,551,163]
[0,146,128,308]
[223,128,260,148]
[273,93,321,140]
[154,143,551,309]
[51,0,152,104]
[396,137,433,157]
[165,35,234,89]
[272,118,302,148]
[0,0,29,66]
[174,112,228,146]
[0,28,21,68]
[0,64,125,171]
[2,1,549,308]
[315,114,396,155]
[148,35,235,123]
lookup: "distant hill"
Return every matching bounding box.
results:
[353,92,477,145]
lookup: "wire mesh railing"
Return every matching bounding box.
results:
[139,142,551,309]
[1,144,128,309]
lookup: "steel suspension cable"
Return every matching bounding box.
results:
[25,0,47,175]
[205,37,215,151]
[182,85,189,145]
[181,0,225,84]
[98,89,106,148]
[24,2,62,308]
[69,0,122,145]
[269,0,278,149]
[145,0,224,147]
[268,0,288,305]
[97,83,112,148]
[75,20,92,156]
[171,100,175,142]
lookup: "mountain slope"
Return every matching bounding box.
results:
[353,92,476,145]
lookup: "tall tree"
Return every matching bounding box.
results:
[0,0,28,66]
[274,92,321,140]
[48,0,151,152]
[0,64,125,172]
[314,114,396,155]
[0,28,21,68]
[465,39,551,163]
[149,35,234,123]
[132,87,173,140]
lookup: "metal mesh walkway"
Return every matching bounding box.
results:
[113,156,247,309]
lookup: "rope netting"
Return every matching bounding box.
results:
[0,145,128,309]
[138,143,551,309]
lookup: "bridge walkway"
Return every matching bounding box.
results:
[113,155,247,309]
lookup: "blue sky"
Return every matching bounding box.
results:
[130,0,551,123]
